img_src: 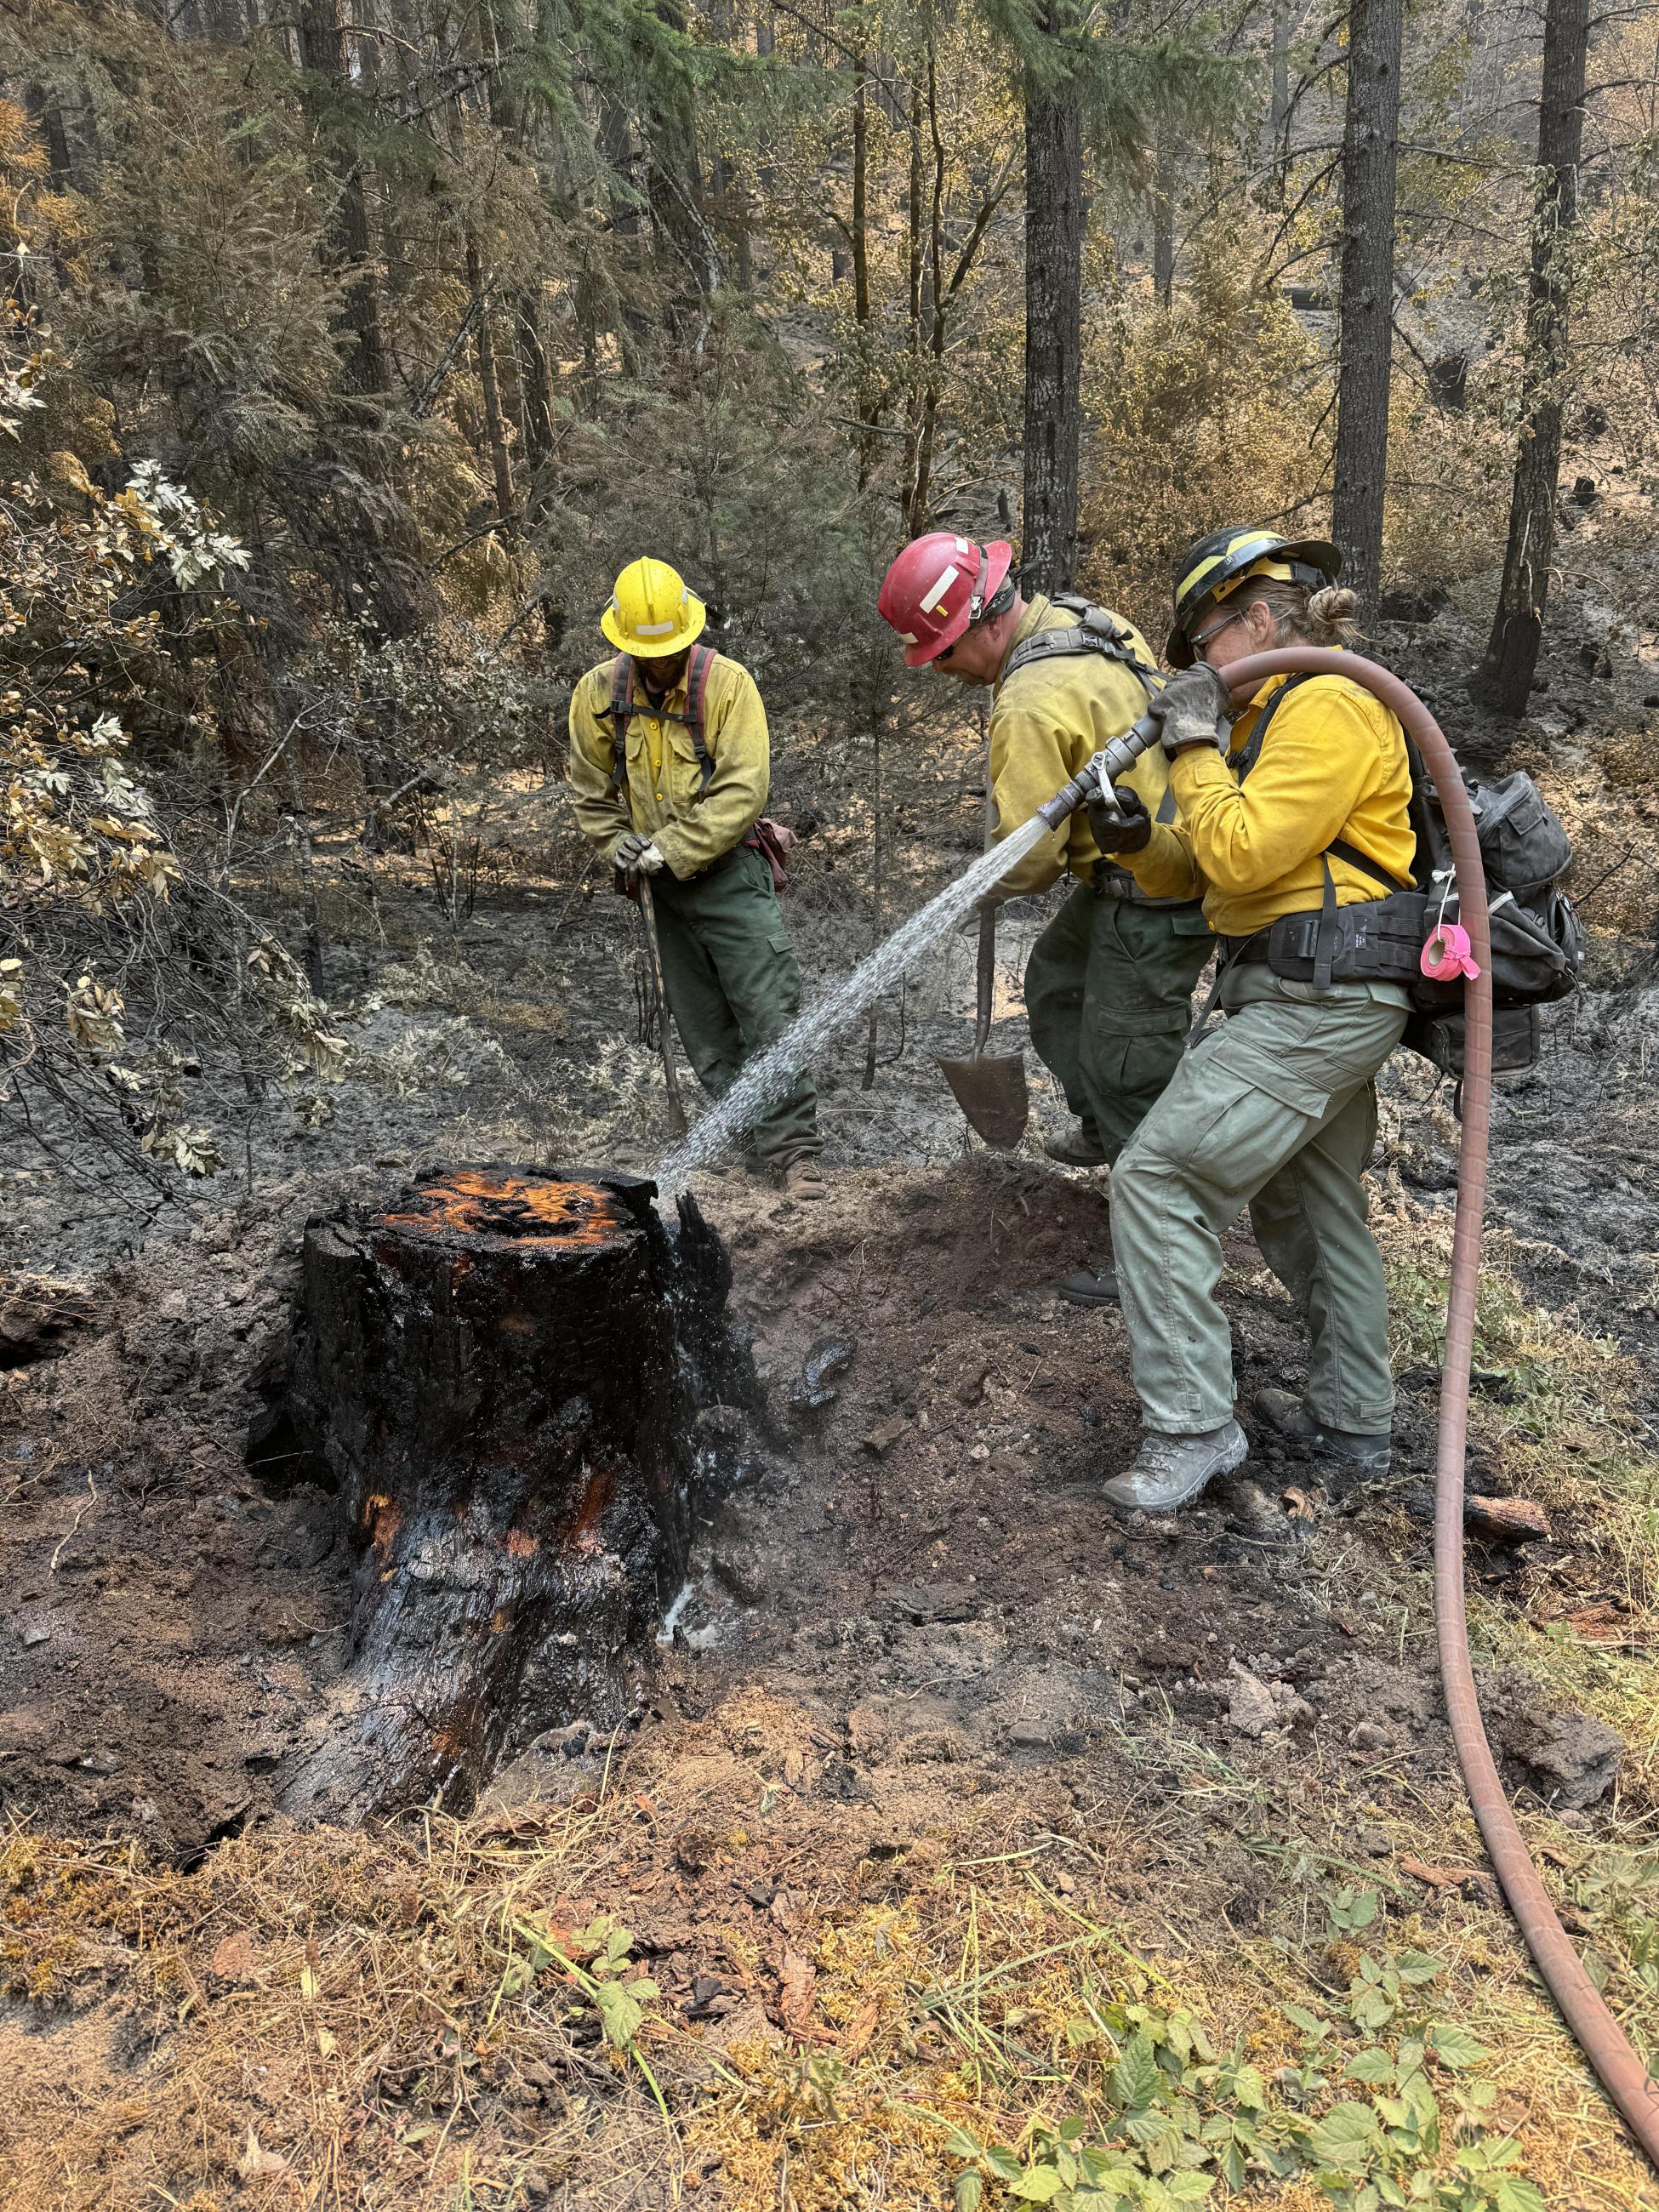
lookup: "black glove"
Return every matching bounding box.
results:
[1145,663,1231,757]
[1086,783,1152,854]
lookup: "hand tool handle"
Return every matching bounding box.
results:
[974,907,995,1057]
[637,876,690,1140]
[974,734,997,1056]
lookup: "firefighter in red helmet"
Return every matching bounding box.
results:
[878,533,1211,1303]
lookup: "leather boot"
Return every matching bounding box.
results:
[1254,1388,1391,1474]
[1101,1420,1249,1513]
[1056,1251,1119,1306]
[1044,1120,1108,1168]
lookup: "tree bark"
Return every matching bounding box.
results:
[905,35,948,535]
[466,233,517,539]
[1471,0,1589,715]
[298,0,389,399]
[850,48,879,485]
[1021,2,1082,595]
[276,1168,755,1822]
[901,60,932,535]
[1331,0,1403,622]
[515,289,555,490]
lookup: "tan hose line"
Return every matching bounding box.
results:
[1220,646,1659,2161]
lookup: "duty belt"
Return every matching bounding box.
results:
[1222,930,1271,963]
[1092,864,1202,910]
[1221,889,1426,987]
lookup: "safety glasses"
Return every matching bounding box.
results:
[1184,606,1245,657]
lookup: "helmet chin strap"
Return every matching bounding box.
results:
[966,545,991,622]
[965,545,1017,625]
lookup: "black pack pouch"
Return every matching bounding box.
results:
[1405,1003,1538,1080]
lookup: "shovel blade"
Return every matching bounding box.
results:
[936,1051,1029,1149]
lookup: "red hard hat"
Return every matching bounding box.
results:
[877,533,1014,667]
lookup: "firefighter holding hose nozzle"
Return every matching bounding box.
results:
[1088,526,1415,1512]
[877,532,1213,1305]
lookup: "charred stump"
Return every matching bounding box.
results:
[276,1166,754,1824]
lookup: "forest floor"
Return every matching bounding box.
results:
[4,590,1659,2210]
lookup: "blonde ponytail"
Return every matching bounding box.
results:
[1237,576,1364,650]
[1305,585,1360,647]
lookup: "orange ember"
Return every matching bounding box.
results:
[376,1168,630,1247]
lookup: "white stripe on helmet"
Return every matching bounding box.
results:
[919,563,960,613]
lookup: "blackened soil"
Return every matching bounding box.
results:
[0,1143,1641,1887]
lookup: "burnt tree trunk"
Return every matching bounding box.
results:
[1021,0,1082,594]
[1331,0,1402,620]
[1471,0,1588,715]
[278,1167,755,1823]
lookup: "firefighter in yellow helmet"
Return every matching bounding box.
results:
[1092,525,1415,1512]
[567,558,824,1194]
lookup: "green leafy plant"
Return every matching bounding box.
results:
[505,1913,670,2122]
[931,1935,1542,2212]
[1327,1885,1382,1938]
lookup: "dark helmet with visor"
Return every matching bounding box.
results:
[1167,525,1342,668]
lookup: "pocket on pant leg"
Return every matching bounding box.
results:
[740,927,802,1041]
[1146,1035,1332,1196]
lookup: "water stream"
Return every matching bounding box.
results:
[651,811,1052,1190]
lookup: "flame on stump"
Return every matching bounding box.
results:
[276,1165,753,1825]
[376,1167,630,1245]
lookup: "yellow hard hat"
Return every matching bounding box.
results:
[600,556,707,657]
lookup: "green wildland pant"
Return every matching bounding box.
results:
[1110,969,1408,1437]
[1023,884,1214,1163]
[650,843,820,1166]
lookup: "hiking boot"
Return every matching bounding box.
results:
[1254,1388,1392,1474]
[1056,1255,1119,1306]
[1101,1420,1249,1514]
[778,1157,829,1200]
[1044,1120,1109,1168]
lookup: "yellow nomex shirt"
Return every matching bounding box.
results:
[1124,668,1416,937]
[988,596,1181,898]
[567,652,769,880]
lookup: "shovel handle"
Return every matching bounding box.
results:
[974,907,995,1057]
[637,877,690,1140]
[974,727,998,1058]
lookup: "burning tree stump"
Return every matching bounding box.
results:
[277,1166,754,1824]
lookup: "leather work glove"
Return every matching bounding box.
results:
[1086,783,1152,855]
[613,830,665,875]
[1145,663,1231,757]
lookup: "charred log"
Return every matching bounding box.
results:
[276,1166,755,1824]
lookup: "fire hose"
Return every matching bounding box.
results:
[1040,646,1659,2163]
